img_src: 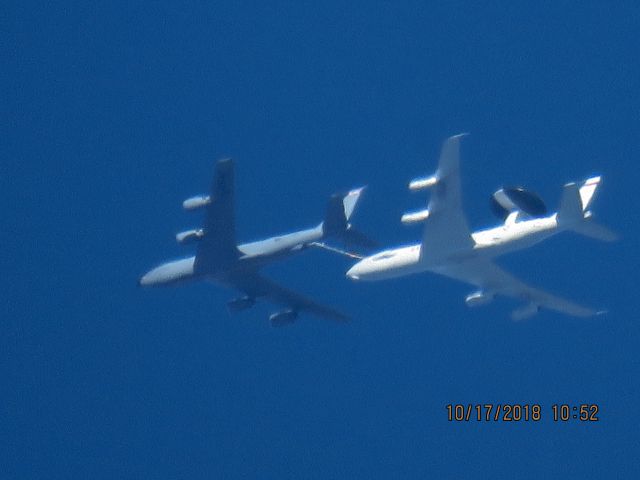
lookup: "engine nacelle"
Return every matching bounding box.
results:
[465,290,494,307]
[176,229,204,244]
[409,175,438,192]
[269,309,298,327]
[511,303,540,321]
[183,195,211,211]
[227,296,256,314]
[401,209,430,225]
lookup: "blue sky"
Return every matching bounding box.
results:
[3,2,639,478]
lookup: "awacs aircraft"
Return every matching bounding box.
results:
[346,134,616,320]
[140,158,373,326]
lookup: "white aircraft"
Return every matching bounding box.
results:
[346,134,617,320]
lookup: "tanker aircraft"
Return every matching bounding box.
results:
[140,158,373,326]
[347,134,616,320]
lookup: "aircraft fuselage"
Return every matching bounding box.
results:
[139,225,324,287]
[347,214,561,282]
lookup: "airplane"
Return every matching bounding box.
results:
[139,158,374,326]
[346,134,617,320]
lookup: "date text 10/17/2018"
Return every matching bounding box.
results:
[445,404,599,422]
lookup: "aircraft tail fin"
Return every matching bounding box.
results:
[578,176,601,212]
[557,176,618,242]
[321,187,377,250]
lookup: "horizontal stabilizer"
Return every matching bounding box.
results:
[340,227,378,250]
[572,218,618,242]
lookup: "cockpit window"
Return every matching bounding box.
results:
[372,253,396,261]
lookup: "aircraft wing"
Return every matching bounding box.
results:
[194,159,241,272]
[440,258,598,320]
[420,134,474,261]
[226,272,349,322]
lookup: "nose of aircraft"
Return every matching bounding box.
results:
[346,262,363,280]
[138,266,163,287]
[138,272,152,286]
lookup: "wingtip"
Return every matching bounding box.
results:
[452,132,470,139]
[348,186,367,196]
[216,157,234,168]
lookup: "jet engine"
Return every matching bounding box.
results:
[490,187,547,220]
[176,229,204,244]
[409,175,438,192]
[511,303,540,321]
[183,195,211,211]
[401,209,430,225]
[269,309,298,327]
[227,296,256,313]
[465,290,494,307]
